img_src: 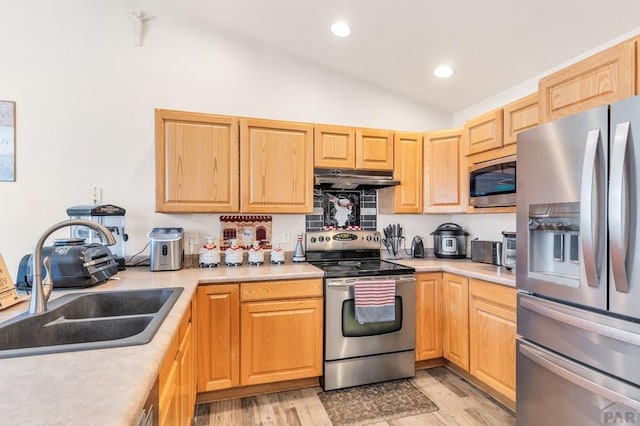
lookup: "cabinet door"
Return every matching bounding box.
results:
[159,331,180,426]
[442,273,469,371]
[155,109,239,213]
[197,284,239,391]
[469,279,516,403]
[177,319,194,426]
[355,128,394,170]
[424,128,465,213]
[503,93,539,145]
[415,273,443,361]
[240,119,314,213]
[464,108,503,156]
[314,124,356,169]
[240,298,323,386]
[539,39,636,123]
[378,132,423,214]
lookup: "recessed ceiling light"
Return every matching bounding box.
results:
[433,65,454,78]
[331,21,351,38]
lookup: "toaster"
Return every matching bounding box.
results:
[470,240,503,266]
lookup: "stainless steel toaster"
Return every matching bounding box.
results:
[470,240,502,266]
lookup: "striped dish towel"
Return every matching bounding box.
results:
[354,280,396,324]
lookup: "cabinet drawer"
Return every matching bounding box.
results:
[470,279,516,309]
[240,279,323,302]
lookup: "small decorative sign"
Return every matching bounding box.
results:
[0,253,23,310]
[220,215,272,249]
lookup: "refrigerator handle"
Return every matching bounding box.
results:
[580,128,601,288]
[519,343,640,412]
[609,121,630,293]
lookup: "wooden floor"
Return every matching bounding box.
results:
[193,367,515,425]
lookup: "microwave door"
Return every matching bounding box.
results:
[609,96,640,319]
[516,106,608,310]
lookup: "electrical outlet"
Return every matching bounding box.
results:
[282,232,290,243]
[91,186,102,204]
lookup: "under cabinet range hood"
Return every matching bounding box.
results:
[314,169,400,190]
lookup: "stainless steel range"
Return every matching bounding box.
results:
[306,230,416,391]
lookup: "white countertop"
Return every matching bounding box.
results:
[0,259,512,425]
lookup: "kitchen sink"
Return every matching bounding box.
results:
[0,287,183,359]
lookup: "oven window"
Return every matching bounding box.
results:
[341,296,403,337]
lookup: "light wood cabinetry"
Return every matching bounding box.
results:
[469,279,517,404]
[197,284,240,392]
[423,128,466,213]
[464,108,503,156]
[159,299,196,426]
[240,118,314,213]
[378,132,423,214]
[314,125,393,170]
[415,273,443,360]
[442,273,469,371]
[539,38,636,123]
[239,279,323,386]
[503,93,539,145]
[155,109,240,213]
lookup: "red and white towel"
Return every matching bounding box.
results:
[353,280,396,324]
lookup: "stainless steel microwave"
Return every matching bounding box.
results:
[469,155,516,207]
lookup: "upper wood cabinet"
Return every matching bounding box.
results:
[415,273,443,361]
[464,108,503,156]
[314,125,356,169]
[314,125,393,170]
[423,128,466,213]
[155,109,239,213]
[240,118,314,213]
[378,132,423,214]
[539,38,636,123]
[442,273,469,372]
[503,93,539,145]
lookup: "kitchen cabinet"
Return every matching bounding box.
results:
[314,124,394,170]
[442,273,469,371]
[239,279,323,386]
[240,118,314,213]
[469,278,516,405]
[539,38,636,123]
[155,109,239,213]
[159,298,196,426]
[502,93,539,145]
[464,108,503,156]
[423,128,466,213]
[415,273,443,360]
[378,132,423,214]
[197,284,240,392]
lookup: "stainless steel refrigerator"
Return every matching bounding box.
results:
[516,95,640,425]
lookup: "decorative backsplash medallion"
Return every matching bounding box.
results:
[306,189,377,231]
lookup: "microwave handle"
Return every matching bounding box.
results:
[579,128,601,288]
[609,121,630,293]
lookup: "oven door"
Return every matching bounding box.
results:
[324,274,416,361]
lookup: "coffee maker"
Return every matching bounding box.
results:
[66,204,128,270]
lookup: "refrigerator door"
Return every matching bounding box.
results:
[517,339,640,426]
[609,95,640,319]
[516,106,608,310]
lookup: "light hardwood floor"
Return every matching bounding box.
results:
[194,367,515,425]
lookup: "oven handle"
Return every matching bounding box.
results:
[326,275,415,287]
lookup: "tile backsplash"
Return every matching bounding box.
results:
[305,188,377,231]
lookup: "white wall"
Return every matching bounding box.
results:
[0,0,450,276]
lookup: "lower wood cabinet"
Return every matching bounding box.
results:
[415,273,443,360]
[469,278,516,403]
[442,273,469,371]
[159,299,196,426]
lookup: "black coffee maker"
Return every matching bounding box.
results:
[411,236,425,258]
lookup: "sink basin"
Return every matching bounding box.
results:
[0,287,183,359]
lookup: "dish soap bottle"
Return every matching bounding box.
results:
[293,234,306,262]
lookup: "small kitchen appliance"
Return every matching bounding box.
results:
[306,230,416,391]
[149,227,183,271]
[501,231,516,270]
[411,236,425,258]
[67,204,127,270]
[470,240,502,265]
[431,223,468,259]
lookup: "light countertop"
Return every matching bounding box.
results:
[0,259,512,425]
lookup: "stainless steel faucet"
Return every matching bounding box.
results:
[29,219,117,315]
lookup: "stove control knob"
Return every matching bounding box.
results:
[318,236,324,242]
[310,237,316,243]
[366,235,372,241]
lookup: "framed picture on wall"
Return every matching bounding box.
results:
[0,100,16,182]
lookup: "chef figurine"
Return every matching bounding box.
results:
[270,243,285,264]
[247,240,264,266]
[225,238,243,266]
[199,236,220,267]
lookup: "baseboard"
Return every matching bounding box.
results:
[415,357,445,370]
[196,377,320,404]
